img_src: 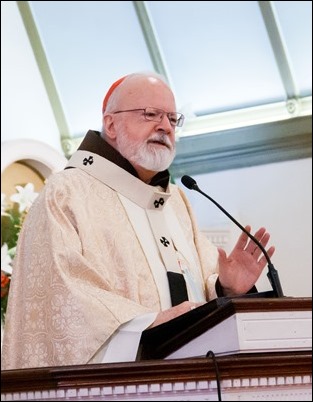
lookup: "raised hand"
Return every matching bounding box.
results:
[217,226,275,296]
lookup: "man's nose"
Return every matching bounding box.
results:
[159,113,175,132]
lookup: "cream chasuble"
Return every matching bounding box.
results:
[68,150,206,308]
[2,150,219,369]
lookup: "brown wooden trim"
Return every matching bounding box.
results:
[227,296,312,312]
[1,351,311,393]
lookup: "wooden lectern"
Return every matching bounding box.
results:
[1,297,312,401]
[138,295,312,360]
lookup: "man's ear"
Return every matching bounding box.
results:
[103,114,117,140]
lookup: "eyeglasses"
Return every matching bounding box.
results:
[112,107,185,127]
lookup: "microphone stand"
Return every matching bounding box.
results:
[187,180,284,298]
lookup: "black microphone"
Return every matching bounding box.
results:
[181,175,284,298]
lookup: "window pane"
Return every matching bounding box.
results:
[29,1,154,136]
[274,1,312,96]
[147,1,287,115]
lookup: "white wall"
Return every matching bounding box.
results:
[2,2,312,298]
[178,158,312,297]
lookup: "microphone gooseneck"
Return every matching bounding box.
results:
[181,175,284,298]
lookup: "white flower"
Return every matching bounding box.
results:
[1,193,9,216]
[10,183,38,213]
[1,243,13,275]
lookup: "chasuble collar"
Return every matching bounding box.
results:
[66,150,171,211]
[75,130,170,190]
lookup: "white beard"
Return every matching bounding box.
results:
[117,132,175,171]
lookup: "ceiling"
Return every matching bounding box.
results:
[17,1,312,176]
